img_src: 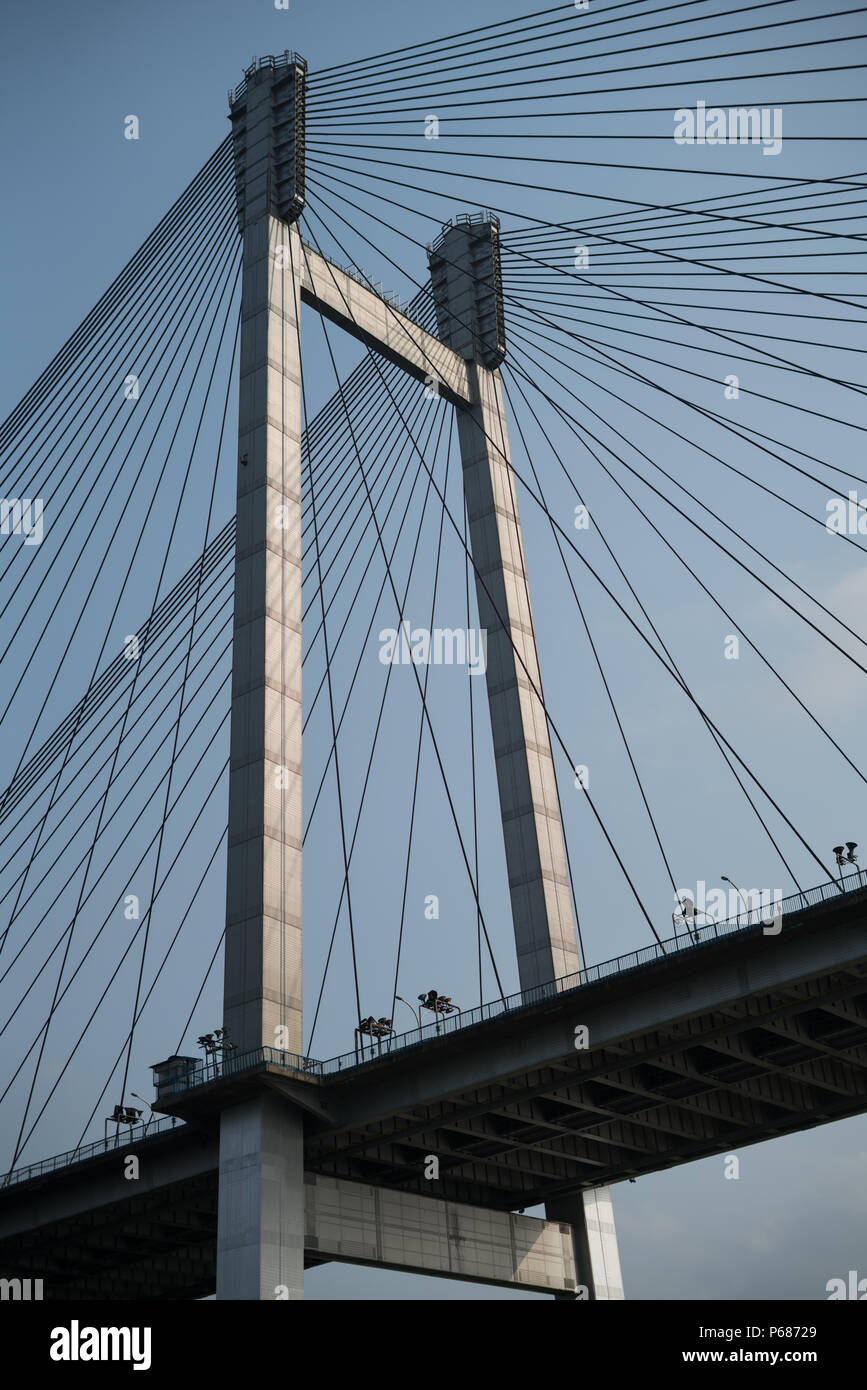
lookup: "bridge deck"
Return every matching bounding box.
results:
[2,879,865,1297]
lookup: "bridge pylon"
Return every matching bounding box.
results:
[214,52,622,1301]
[428,217,624,1300]
[218,53,307,1301]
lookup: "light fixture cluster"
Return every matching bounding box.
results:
[418,989,458,1017]
[357,1016,393,1040]
[109,1104,142,1127]
[354,991,465,1055]
[196,1027,235,1060]
[832,842,861,884]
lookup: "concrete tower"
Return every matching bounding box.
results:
[217,54,307,1301]
[213,52,622,1301]
[429,216,624,1298]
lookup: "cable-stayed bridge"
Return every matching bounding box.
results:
[1,5,867,1302]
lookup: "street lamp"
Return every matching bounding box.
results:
[832,842,862,887]
[672,897,687,943]
[846,842,862,886]
[721,876,750,921]
[104,1103,142,1148]
[130,1093,153,1134]
[396,995,422,1035]
[672,897,702,945]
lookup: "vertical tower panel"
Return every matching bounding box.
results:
[223,210,303,1058]
[219,57,307,1302]
[430,219,581,990]
[429,215,623,1299]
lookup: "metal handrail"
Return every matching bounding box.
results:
[322,872,863,1072]
[4,871,863,1186]
[428,211,501,255]
[229,51,307,106]
[0,1114,180,1190]
[151,871,864,1088]
[298,236,427,327]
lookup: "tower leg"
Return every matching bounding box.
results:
[219,56,307,1299]
[222,211,304,1060]
[429,217,624,1296]
[453,361,581,988]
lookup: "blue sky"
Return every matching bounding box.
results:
[1,0,866,1299]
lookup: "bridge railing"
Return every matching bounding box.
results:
[153,1046,316,1098]
[0,1114,181,1189]
[319,870,864,1071]
[298,235,430,329]
[229,51,308,105]
[5,871,863,1183]
[152,870,866,1087]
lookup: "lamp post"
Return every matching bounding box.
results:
[104,1104,142,1149]
[845,841,861,886]
[673,897,703,944]
[197,1027,235,1075]
[831,842,861,888]
[130,1093,152,1135]
[721,876,750,922]
[396,995,422,1037]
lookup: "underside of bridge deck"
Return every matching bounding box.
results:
[301,901,867,1207]
[1,891,865,1298]
[306,966,867,1207]
[1,1174,218,1300]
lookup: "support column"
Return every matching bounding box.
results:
[429,219,580,990]
[218,54,307,1302]
[429,214,624,1299]
[546,1190,625,1300]
[223,209,303,1058]
[217,1094,305,1300]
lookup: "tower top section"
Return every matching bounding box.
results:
[428,213,506,369]
[229,52,307,232]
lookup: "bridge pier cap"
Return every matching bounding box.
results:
[428,213,507,369]
[229,52,307,232]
